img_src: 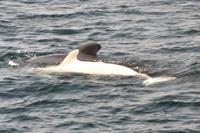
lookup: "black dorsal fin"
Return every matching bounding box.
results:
[77,42,101,62]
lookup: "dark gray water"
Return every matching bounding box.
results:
[0,0,200,132]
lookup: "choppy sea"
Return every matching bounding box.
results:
[0,0,200,132]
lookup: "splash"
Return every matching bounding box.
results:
[143,76,176,86]
[8,60,19,67]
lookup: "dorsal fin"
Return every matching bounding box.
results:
[77,42,101,61]
[60,42,101,66]
[59,49,79,66]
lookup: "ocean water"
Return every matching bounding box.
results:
[0,0,200,132]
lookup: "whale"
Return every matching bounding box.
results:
[8,42,101,67]
[8,42,176,85]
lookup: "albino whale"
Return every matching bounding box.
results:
[9,42,175,85]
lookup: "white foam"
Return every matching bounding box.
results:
[8,60,19,67]
[143,76,176,86]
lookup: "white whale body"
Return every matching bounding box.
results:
[9,42,176,85]
[33,49,175,85]
[35,50,140,76]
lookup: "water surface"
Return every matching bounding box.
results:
[0,0,200,132]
